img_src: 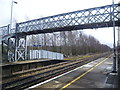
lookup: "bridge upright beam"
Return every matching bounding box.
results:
[14,35,27,61]
[1,24,27,62]
[7,38,15,62]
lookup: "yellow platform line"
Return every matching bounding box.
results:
[60,56,110,90]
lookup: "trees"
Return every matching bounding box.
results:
[27,30,111,57]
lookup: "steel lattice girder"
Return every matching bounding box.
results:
[2,36,27,62]
[7,38,15,62]
[16,4,119,34]
[0,4,120,38]
[15,36,27,61]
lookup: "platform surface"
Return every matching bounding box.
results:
[28,55,118,89]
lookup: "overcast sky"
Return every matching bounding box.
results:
[0,0,119,47]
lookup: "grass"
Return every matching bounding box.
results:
[64,55,91,60]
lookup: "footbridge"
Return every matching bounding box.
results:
[1,4,120,62]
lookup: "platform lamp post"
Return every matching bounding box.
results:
[112,0,117,73]
[9,0,17,33]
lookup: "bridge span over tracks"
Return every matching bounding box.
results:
[0,4,120,62]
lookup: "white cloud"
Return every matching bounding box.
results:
[0,0,11,26]
[83,27,118,48]
[14,0,118,22]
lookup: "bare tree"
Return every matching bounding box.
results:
[27,30,111,57]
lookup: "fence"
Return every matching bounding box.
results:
[29,50,64,60]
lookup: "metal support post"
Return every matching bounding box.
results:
[15,36,18,61]
[7,38,10,62]
[112,0,117,73]
[25,36,27,60]
[1,41,3,64]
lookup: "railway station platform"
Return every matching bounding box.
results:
[1,59,65,78]
[28,55,118,89]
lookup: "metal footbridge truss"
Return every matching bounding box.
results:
[1,4,120,62]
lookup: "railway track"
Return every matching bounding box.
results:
[1,52,111,90]
[2,55,93,84]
